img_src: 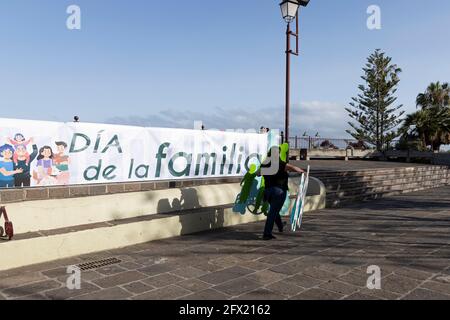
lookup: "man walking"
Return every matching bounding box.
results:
[261,145,304,240]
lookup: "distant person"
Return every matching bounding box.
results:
[74,116,80,123]
[260,145,304,240]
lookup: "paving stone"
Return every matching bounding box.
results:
[0,272,47,290]
[380,274,421,295]
[290,288,344,300]
[317,263,353,277]
[138,262,179,276]
[265,281,305,297]
[191,262,225,273]
[210,256,241,268]
[72,287,132,300]
[233,288,285,300]
[214,278,261,297]
[420,280,450,295]
[170,266,208,279]
[301,267,337,280]
[283,274,324,289]
[258,255,293,265]
[177,279,211,292]
[54,270,104,284]
[407,259,449,273]
[392,267,434,281]
[92,271,147,288]
[43,282,101,300]
[245,270,288,285]
[433,274,450,284]
[238,261,272,271]
[142,273,184,288]
[402,288,450,300]
[338,270,370,287]
[179,289,230,300]
[3,280,62,299]
[132,285,192,300]
[349,283,400,300]
[122,281,155,294]
[199,266,254,285]
[41,266,104,283]
[111,254,135,263]
[319,280,359,295]
[96,265,128,276]
[42,267,72,279]
[118,262,144,270]
[269,260,309,276]
[13,294,49,300]
[345,292,380,300]
[332,256,367,268]
[356,262,398,278]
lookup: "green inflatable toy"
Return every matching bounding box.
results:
[233,143,290,217]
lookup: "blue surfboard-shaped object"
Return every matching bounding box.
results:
[279,191,291,217]
[296,166,310,231]
[290,173,305,231]
[290,166,310,232]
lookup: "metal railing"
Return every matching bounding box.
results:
[288,137,409,150]
[288,137,378,151]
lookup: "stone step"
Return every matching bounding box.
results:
[310,166,448,179]
[326,184,447,208]
[324,174,449,191]
[327,179,448,198]
[318,170,449,185]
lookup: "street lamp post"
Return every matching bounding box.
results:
[279,0,310,144]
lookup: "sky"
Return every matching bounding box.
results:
[0,0,449,138]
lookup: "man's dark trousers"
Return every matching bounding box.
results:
[263,186,287,236]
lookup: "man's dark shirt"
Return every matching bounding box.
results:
[262,158,289,191]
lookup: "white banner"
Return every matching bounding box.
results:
[0,118,269,188]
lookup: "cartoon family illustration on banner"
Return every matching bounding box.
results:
[0,133,70,188]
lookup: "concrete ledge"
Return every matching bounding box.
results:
[5,176,325,235]
[0,177,242,204]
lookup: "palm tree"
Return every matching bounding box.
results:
[400,82,450,151]
[416,82,450,110]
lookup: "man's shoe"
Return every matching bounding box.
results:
[263,234,277,241]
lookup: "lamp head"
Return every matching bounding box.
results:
[280,0,310,23]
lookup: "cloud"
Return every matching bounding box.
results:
[106,101,352,138]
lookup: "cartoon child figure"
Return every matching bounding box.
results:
[33,146,56,186]
[53,141,70,185]
[13,139,38,187]
[0,144,23,188]
[8,133,31,165]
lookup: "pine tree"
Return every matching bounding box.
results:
[346,49,405,151]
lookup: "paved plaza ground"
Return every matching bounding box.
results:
[0,186,449,300]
